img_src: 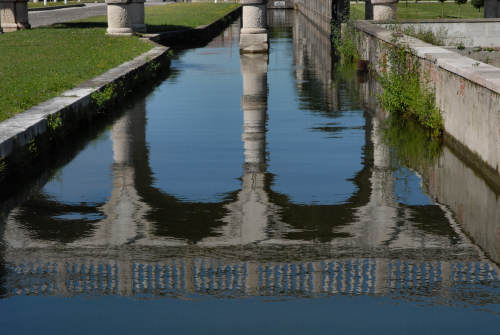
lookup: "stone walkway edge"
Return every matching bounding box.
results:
[0,6,242,162]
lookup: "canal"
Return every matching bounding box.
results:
[1,10,500,334]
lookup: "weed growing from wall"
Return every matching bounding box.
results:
[332,22,360,65]
[378,45,443,137]
[90,84,117,111]
[47,113,63,132]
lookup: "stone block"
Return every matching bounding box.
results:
[240,33,269,53]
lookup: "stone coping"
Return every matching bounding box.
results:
[373,18,500,24]
[353,20,500,95]
[28,4,85,12]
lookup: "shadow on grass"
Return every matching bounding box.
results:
[146,25,192,33]
[50,22,193,33]
[51,22,108,29]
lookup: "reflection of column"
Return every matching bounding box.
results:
[92,100,150,246]
[240,0,269,53]
[344,117,398,247]
[240,53,269,243]
[222,54,273,244]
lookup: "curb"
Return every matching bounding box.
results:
[0,6,242,174]
[28,4,86,12]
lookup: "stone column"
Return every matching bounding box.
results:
[240,0,269,53]
[0,0,31,32]
[130,0,146,33]
[371,0,398,21]
[106,0,134,36]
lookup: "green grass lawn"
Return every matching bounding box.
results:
[0,28,152,121]
[0,3,239,121]
[72,3,240,32]
[351,2,485,20]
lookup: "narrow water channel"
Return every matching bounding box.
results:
[1,11,499,334]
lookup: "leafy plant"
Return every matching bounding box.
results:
[47,113,63,132]
[403,26,447,45]
[91,84,117,110]
[378,45,443,137]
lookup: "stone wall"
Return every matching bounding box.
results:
[294,0,349,35]
[385,19,500,48]
[352,20,500,177]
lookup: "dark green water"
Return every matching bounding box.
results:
[0,11,499,334]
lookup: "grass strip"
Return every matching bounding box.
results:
[0,27,152,121]
[351,3,484,20]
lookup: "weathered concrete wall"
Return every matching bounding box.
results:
[384,19,500,48]
[293,11,339,111]
[352,20,500,176]
[294,0,333,34]
[294,0,349,35]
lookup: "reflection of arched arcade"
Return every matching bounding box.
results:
[1,11,497,301]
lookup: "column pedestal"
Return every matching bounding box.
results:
[0,0,30,32]
[371,0,398,21]
[106,0,134,36]
[240,0,268,53]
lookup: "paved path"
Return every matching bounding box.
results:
[29,3,107,28]
[28,3,171,28]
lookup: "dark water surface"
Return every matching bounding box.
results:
[1,12,500,334]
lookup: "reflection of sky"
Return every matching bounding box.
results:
[267,35,364,205]
[146,45,244,203]
[394,167,432,206]
[1,294,499,335]
[42,133,113,205]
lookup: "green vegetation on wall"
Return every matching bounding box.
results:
[378,44,443,137]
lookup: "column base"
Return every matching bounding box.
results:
[240,33,269,54]
[106,27,135,36]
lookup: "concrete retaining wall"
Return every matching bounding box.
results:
[294,0,333,34]
[352,20,500,176]
[382,19,500,48]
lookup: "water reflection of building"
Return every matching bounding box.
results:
[0,11,499,304]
